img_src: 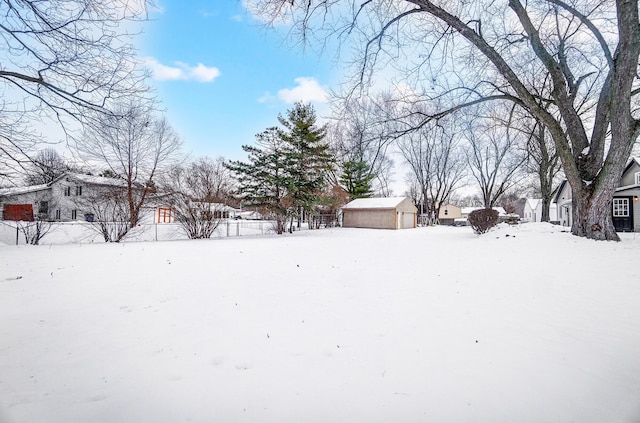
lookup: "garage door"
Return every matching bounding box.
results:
[401,212,414,229]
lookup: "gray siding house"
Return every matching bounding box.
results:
[553,157,640,232]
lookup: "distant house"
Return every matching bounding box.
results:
[341,197,417,229]
[553,157,640,232]
[0,173,128,222]
[438,204,462,226]
[523,199,542,222]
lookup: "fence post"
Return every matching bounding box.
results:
[226,220,230,237]
[16,224,19,245]
[236,221,240,236]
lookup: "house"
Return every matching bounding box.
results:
[0,173,128,222]
[612,157,640,232]
[438,204,462,226]
[341,197,417,229]
[553,157,640,232]
[523,199,542,222]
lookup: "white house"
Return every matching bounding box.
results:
[523,199,542,222]
[1,173,128,222]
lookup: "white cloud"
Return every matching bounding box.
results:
[144,57,221,83]
[263,77,329,104]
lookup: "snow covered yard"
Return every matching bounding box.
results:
[1,223,639,423]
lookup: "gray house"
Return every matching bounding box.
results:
[553,157,640,232]
[341,197,417,229]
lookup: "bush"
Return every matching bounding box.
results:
[468,208,499,234]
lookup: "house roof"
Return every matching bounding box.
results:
[0,183,50,197]
[553,180,568,204]
[623,156,640,174]
[56,173,128,188]
[525,198,542,210]
[342,197,411,210]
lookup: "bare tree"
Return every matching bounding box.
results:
[329,96,396,196]
[76,104,182,228]
[24,149,69,185]
[398,120,466,224]
[79,185,132,242]
[164,157,233,239]
[0,0,150,185]
[465,109,527,208]
[17,192,57,245]
[523,120,563,222]
[250,0,640,241]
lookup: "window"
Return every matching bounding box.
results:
[75,186,82,196]
[157,207,172,223]
[38,201,49,216]
[55,209,61,220]
[635,172,640,185]
[71,209,78,220]
[64,186,71,196]
[613,198,629,217]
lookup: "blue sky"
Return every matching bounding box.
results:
[138,1,336,162]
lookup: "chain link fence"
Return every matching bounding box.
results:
[0,219,283,245]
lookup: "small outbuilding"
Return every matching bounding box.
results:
[341,197,417,229]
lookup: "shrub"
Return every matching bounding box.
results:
[468,208,499,234]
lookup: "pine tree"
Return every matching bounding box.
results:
[278,102,334,228]
[340,160,374,199]
[226,128,294,234]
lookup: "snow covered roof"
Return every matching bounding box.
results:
[525,198,542,210]
[0,183,50,197]
[342,197,410,209]
[61,173,128,187]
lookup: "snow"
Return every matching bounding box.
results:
[1,223,640,422]
[342,197,409,209]
[0,183,49,197]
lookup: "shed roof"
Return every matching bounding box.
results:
[342,197,411,210]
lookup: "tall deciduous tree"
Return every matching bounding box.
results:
[0,0,150,184]
[76,104,182,229]
[329,97,396,196]
[250,0,640,241]
[465,110,527,208]
[398,120,466,224]
[24,149,70,185]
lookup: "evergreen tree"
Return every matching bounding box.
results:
[340,159,374,199]
[226,128,294,234]
[278,102,334,228]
